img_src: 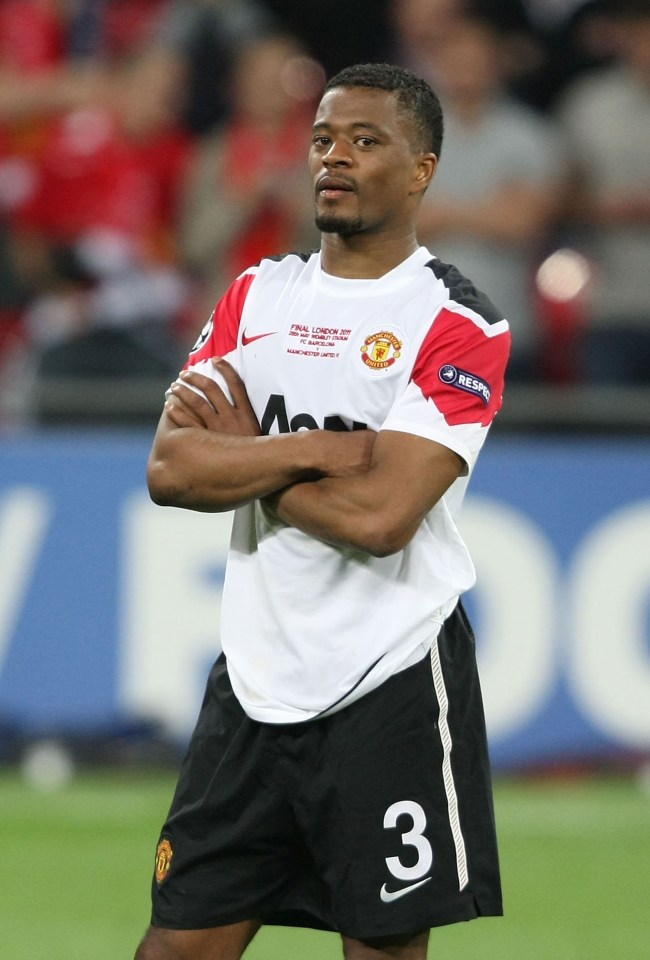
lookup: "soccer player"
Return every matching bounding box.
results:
[136,62,510,960]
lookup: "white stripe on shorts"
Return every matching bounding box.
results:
[430,640,469,891]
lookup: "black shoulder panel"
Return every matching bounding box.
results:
[424,257,505,326]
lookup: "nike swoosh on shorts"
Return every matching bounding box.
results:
[380,876,432,903]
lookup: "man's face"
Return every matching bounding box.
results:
[309,86,431,238]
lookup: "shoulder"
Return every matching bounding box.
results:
[217,250,317,306]
[422,256,507,331]
[255,249,317,275]
[240,249,319,296]
[411,259,511,428]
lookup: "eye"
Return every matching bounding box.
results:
[312,135,331,147]
[356,136,377,147]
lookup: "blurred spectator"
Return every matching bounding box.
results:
[415,13,567,380]
[512,1,619,111]
[0,0,110,124]
[261,0,392,75]
[0,130,31,428]
[389,0,546,111]
[555,0,650,384]
[178,32,321,313]
[0,0,65,72]
[3,49,197,422]
[0,0,76,426]
[150,0,276,135]
[389,0,467,82]
[0,0,165,70]
[68,0,169,60]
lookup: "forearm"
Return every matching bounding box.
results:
[268,432,465,557]
[148,364,376,513]
[268,474,395,555]
[147,424,327,512]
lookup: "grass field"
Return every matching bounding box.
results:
[1,768,648,959]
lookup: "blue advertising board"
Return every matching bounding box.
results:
[1,431,649,770]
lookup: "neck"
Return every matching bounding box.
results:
[319,231,420,279]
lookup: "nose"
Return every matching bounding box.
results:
[322,138,351,167]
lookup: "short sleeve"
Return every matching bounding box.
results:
[183,268,256,370]
[382,306,511,469]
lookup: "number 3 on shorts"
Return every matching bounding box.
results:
[383,800,433,881]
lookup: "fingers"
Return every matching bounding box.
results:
[167,379,221,429]
[178,368,230,410]
[169,355,262,438]
[167,361,260,437]
[211,357,250,410]
[164,396,200,428]
[176,359,246,411]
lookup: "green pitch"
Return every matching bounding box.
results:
[1,769,648,959]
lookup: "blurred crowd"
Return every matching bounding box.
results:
[0,0,648,427]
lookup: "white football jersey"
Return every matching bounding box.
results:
[183,246,510,723]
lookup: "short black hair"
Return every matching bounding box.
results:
[323,63,444,157]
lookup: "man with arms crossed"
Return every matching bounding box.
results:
[136,63,510,960]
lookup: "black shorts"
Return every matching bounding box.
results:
[150,601,502,940]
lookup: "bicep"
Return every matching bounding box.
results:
[367,429,464,525]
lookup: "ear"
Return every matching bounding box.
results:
[411,153,438,195]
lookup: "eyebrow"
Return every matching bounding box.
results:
[312,120,388,137]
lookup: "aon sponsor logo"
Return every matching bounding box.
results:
[261,394,367,435]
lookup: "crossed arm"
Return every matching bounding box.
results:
[147,359,464,557]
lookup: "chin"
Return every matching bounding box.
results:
[315,213,364,238]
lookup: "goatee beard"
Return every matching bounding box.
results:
[315,213,364,238]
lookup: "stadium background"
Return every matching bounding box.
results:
[0,1,649,958]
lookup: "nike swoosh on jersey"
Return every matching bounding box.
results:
[380,876,432,903]
[241,330,277,346]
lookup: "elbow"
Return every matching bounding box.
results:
[147,455,182,507]
[365,535,410,559]
[353,515,415,558]
[147,450,235,513]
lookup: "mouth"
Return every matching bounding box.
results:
[316,175,355,199]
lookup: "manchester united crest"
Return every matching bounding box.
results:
[155,838,174,885]
[360,331,402,370]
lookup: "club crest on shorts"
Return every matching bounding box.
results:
[155,838,174,885]
[361,331,402,370]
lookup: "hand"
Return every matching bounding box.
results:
[166,357,261,436]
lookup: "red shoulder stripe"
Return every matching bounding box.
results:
[184,271,255,368]
[411,308,510,427]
